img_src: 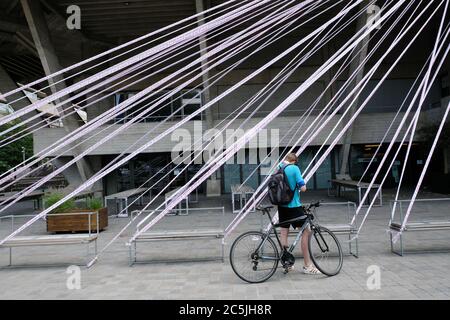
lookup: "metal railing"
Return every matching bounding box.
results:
[389,198,450,225]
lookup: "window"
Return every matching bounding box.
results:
[113,89,203,123]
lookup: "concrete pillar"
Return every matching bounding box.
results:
[20,0,94,185]
[338,1,372,177]
[86,155,104,197]
[322,43,338,111]
[20,0,65,97]
[196,0,221,195]
[195,0,214,130]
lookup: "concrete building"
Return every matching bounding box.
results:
[0,0,449,198]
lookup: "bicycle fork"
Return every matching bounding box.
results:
[312,226,330,253]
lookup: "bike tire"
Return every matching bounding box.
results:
[308,226,343,276]
[230,231,279,284]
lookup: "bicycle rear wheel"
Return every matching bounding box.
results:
[308,226,343,276]
[230,231,279,283]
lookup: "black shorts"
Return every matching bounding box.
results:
[278,206,307,229]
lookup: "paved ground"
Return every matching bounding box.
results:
[0,190,449,300]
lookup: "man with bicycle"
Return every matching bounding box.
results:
[278,153,321,275]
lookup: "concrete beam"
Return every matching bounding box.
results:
[20,0,95,186]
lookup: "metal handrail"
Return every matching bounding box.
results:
[134,206,225,232]
[389,198,450,224]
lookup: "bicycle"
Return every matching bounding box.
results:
[230,202,343,283]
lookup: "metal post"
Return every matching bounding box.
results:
[399,201,404,223]
[390,231,394,253]
[221,207,225,231]
[240,193,243,212]
[88,213,91,237]
[400,233,404,256]
[356,236,359,257]
[348,232,352,255]
[347,202,351,224]
[358,187,362,206]
[232,191,235,213]
[221,242,225,263]
[366,187,371,206]
[129,245,132,266]
[86,239,90,265]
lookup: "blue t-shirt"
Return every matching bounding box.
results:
[278,162,306,208]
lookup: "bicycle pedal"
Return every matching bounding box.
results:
[282,264,294,274]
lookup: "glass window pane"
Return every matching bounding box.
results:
[241,150,259,190]
[223,155,241,193]
[315,151,332,189]
[297,149,314,190]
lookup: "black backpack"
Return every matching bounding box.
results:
[267,164,296,205]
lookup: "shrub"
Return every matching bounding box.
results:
[44,193,76,213]
[87,198,103,211]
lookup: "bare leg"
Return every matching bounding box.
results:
[280,227,289,249]
[301,228,312,266]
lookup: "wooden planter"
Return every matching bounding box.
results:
[47,208,108,233]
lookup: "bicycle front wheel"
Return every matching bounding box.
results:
[230,231,279,284]
[308,226,343,276]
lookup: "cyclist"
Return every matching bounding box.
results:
[278,152,321,275]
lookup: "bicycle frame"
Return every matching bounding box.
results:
[254,208,312,261]
[230,202,343,283]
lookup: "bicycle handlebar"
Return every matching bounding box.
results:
[306,201,321,210]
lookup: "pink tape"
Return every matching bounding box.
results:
[0,0,270,127]
[0,0,285,189]
[303,2,446,234]
[2,0,243,109]
[0,0,315,245]
[131,0,399,242]
[224,0,404,236]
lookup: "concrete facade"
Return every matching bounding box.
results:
[34,112,422,156]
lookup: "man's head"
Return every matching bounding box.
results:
[285,152,298,164]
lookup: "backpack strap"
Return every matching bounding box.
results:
[281,163,297,192]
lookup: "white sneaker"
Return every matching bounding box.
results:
[303,265,321,275]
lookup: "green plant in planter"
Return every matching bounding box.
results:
[87,198,103,211]
[44,193,76,214]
